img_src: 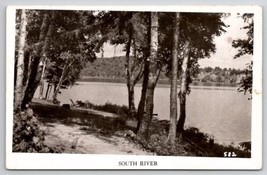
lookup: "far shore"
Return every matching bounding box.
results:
[78,77,238,88]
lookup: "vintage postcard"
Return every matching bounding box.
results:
[6,5,262,169]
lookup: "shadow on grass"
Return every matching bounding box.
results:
[31,102,131,138]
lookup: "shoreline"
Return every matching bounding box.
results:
[78,77,238,88]
[75,80,239,91]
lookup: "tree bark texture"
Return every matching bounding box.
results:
[38,11,56,99]
[52,64,68,101]
[22,12,55,107]
[45,83,51,100]
[177,40,190,132]
[167,12,180,145]
[125,27,136,116]
[14,9,28,111]
[136,59,149,133]
[137,12,160,140]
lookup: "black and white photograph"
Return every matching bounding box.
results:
[6,5,262,169]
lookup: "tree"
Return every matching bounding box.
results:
[167,12,180,145]
[21,10,100,105]
[21,11,51,108]
[97,11,146,116]
[176,40,190,134]
[137,12,161,140]
[175,13,227,132]
[14,9,28,111]
[52,53,76,101]
[38,11,56,99]
[232,14,254,96]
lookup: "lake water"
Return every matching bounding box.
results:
[36,81,252,145]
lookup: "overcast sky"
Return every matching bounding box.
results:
[97,13,252,69]
[198,13,252,69]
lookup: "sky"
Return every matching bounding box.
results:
[97,13,252,70]
[198,13,252,69]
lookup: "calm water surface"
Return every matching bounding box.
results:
[37,81,252,145]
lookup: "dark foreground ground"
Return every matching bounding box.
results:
[17,99,250,157]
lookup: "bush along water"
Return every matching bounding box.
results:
[13,108,61,153]
[73,100,130,116]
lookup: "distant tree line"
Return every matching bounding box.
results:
[80,57,244,85]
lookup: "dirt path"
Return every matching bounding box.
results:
[42,123,152,155]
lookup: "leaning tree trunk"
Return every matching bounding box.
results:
[125,27,136,116]
[137,12,160,140]
[136,59,149,132]
[52,63,68,101]
[14,9,28,111]
[45,83,51,100]
[21,12,50,108]
[38,11,56,100]
[38,57,48,99]
[177,41,190,133]
[167,12,180,145]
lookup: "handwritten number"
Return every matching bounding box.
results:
[224,152,237,157]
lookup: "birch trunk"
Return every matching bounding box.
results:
[125,28,136,116]
[14,9,28,111]
[177,41,190,133]
[45,83,51,100]
[38,57,48,99]
[167,12,180,145]
[52,64,68,101]
[136,59,149,133]
[137,12,160,140]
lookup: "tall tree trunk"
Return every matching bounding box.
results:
[21,12,50,108]
[137,12,160,140]
[167,12,180,145]
[125,27,136,116]
[177,41,190,133]
[136,59,149,133]
[35,11,55,100]
[38,57,48,99]
[127,84,135,115]
[136,12,151,134]
[52,64,68,101]
[14,9,28,111]
[22,12,56,107]
[39,12,56,98]
[45,83,51,100]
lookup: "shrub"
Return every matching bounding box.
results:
[13,109,60,153]
[80,100,129,116]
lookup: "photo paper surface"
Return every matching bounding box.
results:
[6,5,262,169]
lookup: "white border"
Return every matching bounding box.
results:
[6,5,262,170]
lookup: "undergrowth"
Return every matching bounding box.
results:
[13,108,62,153]
[75,100,129,116]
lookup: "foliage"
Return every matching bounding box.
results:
[237,61,253,96]
[239,141,251,152]
[44,10,100,89]
[232,13,254,95]
[13,109,61,153]
[232,14,254,58]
